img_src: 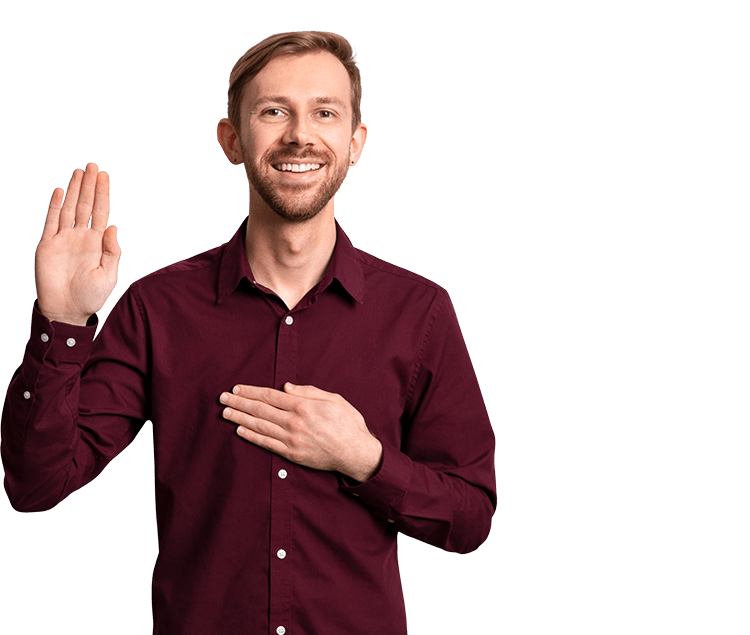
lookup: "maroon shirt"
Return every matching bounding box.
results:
[2,220,496,635]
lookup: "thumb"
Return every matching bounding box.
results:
[101,225,122,276]
[284,383,326,399]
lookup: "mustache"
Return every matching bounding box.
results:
[263,147,331,164]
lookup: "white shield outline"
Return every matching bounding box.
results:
[361,4,747,415]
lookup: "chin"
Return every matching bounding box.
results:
[249,162,348,223]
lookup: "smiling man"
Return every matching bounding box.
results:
[1,32,496,635]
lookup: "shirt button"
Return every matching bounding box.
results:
[40,333,49,343]
[65,338,76,347]
[277,549,287,560]
[278,469,288,479]
[23,391,31,400]
[276,627,286,635]
[284,315,294,326]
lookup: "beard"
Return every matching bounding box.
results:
[245,145,350,223]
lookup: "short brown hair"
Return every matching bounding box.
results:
[227,31,362,133]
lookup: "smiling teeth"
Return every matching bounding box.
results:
[276,163,322,172]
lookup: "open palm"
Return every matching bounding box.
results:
[35,163,121,326]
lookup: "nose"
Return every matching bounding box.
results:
[282,115,314,147]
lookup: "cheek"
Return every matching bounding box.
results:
[241,126,273,158]
[325,136,352,163]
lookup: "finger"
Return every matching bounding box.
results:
[235,424,289,457]
[101,225,121,278]
[60,169,83,230]
[74,163,99,228]
[90,170,110,231]
[222,406,289,445]
[283,383,333,401]
[221,391,291,427]
[41,188,64,239]
[232,384,296,410]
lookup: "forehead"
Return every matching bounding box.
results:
[243,51,353,110]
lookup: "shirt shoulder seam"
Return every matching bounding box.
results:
[129,245,224,288]
[353,249,444,292]
[403,287,448,411]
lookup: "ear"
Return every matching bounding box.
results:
[348,122,367,166]
[217,118,244,165]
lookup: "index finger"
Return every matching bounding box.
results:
[90,171,110,231]
[231,385,295,411]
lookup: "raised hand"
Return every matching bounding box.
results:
[35,163,121,326]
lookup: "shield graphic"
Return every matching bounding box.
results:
[362,5,747,414]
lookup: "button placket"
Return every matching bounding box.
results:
[270,306,297,631]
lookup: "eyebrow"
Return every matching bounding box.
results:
[252,95,349,111]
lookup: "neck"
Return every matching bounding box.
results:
[244,195,337,310]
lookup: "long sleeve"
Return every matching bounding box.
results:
[341,290,497,554]
[1,291,149,512]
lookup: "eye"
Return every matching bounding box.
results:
[263,108,284,117]
[318,110,335,119]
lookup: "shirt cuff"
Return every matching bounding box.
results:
[30,302,98,364]
[339,441,413,517]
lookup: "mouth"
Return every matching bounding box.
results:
[272,163,323,173]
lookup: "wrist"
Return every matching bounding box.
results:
[344,436,383,483]
[36,304,92,327]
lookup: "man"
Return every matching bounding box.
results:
[2,31,495,634]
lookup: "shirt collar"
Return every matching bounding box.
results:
[217,218,365,305]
